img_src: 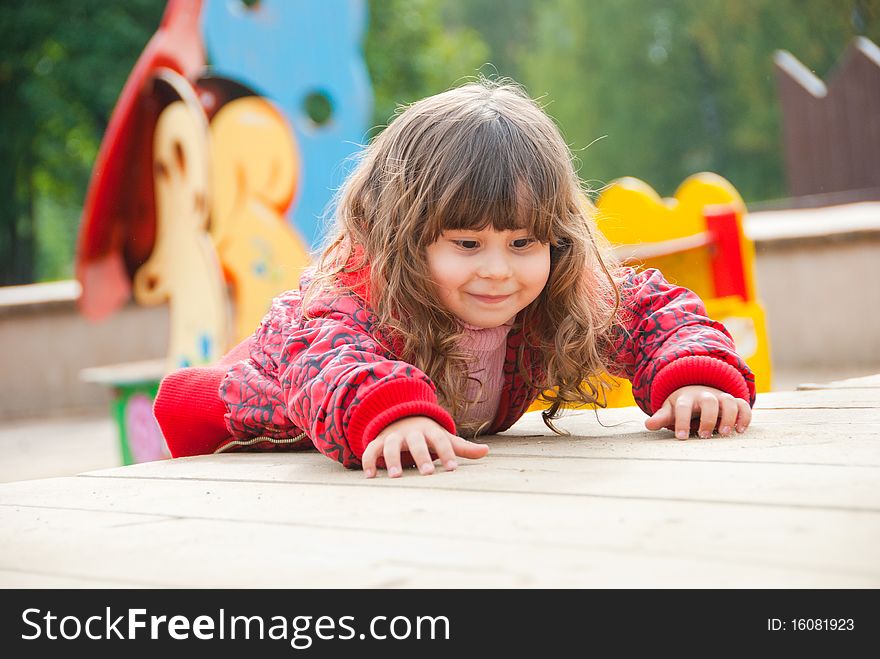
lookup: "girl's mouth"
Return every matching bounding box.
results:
[469,293,511,304]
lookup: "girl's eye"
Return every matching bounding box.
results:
[511,238,536,249]
[453,240,479,249]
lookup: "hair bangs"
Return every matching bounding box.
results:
[421,115,562,246]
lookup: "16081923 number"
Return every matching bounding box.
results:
[767,618,855,631]
[791,619,854,631]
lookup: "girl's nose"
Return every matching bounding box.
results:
[476,249,513,279]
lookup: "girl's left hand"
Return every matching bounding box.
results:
[644,385,752,439]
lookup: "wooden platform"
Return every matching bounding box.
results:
[1,375,878,588]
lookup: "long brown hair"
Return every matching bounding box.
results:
[303,78,622,435]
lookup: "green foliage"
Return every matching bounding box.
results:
[519,0,880,200]
[439,0,537,81]
[366,0,489,132]
[0,1,165,284]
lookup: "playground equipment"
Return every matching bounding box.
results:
[132,72,229,368]
[206,88,309,341]
[77,0,370,463]
[529,172,772,412]
[203,0,372,248]
[75,0,204,322]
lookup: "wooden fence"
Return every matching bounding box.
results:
[774,37,880,204]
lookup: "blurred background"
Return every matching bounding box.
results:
[1,0,879,480]
[2,0,878,285]
[0,0,880,285]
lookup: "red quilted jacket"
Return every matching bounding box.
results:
[154,265,755,468]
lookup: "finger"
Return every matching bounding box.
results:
[673,395,695,439]
[644,400,673,431]
[735,399,752,433]
[697,392,720,438]
[362,438,383,478]
[404,433,435,475]
[450,435,490,460]
[425,430,458,471]
[717,395,738,436]
[383,435,404,478]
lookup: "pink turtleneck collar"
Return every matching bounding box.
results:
[459,317,515,350]
[455,317,515,430]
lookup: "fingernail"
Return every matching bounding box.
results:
[419,463,434,475]
[736,425,745,433]
[388,467,401,477]
[364,469,375,479]
[445,460,458,470]
[675,430,687,440]
[698,430,710,439]
[720,426,731,436]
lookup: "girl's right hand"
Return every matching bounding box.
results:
[362,416,489,478]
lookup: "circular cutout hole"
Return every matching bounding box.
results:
[303,90,334,126]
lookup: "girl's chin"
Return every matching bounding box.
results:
[456,311,517,328]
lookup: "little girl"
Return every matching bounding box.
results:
[154,79,755,478]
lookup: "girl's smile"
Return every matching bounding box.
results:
[468,293,512,304]
[426,228,551,328]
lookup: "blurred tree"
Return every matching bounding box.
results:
[0,1,165,285]
[521,0,880,201]
[439,0,537,82]
[366,0,489,133]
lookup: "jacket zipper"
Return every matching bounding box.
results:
[213,431,308,454]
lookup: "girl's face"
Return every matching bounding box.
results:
[426,227,551,328]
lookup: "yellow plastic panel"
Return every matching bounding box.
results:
[132,100,230,369]
[529,173,771,413]
[596,176,714,299]
[674,173,757,302]
[704,296,772,393]
[210,96,311,341]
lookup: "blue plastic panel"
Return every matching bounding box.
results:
[202,0,373,249]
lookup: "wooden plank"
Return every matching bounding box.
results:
[520,387,880,433]
[497,406,880,466]
[489,434,880,467]
[68,400,875,481]
[1,374,876,588]
[67,448,880,510]
[0,569,142,588]
[79,358,167,386]
[0,505,405,588]
[507,404,880,434]
[745,202,880,241]
[1,482,876,587]
[753,388,880,408]
[0,280,79,311]
[78,423,880,474]
[797,374,880,390]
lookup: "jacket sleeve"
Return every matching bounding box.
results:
[220,295,455,469]
[607,267,756,415]
[154,337,252,458]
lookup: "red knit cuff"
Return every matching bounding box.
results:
[153,366,232,457]
[650,355,751,413]
[346,378,456,458]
